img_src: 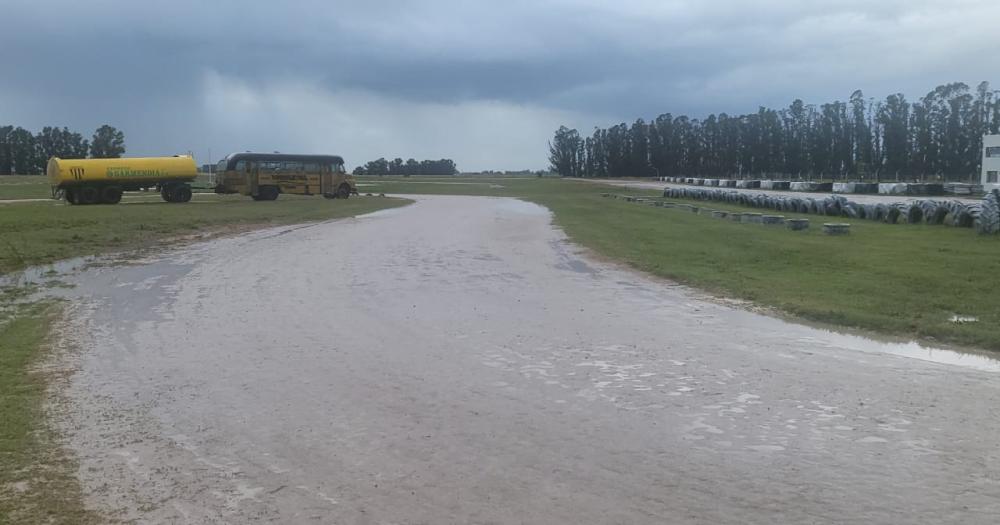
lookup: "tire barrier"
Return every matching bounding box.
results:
[945,183,983,196]
[659,186,986,230]
[602,190,1000,235]
[664,176,981,197]
[833,182,879,194]
[976,190,1000,235]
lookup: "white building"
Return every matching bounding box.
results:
[982,134,1000,191]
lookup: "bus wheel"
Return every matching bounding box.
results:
[174,186,192,203]
[322,192,337,199]
[336,184,351,199]
[78,186,100,205]
[100,186,123,204]
[257,185,279,201]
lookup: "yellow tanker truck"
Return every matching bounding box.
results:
[47,155,198,204]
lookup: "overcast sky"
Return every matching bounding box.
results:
[2,0,999,171]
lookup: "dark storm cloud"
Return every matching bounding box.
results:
[2,0,999,169]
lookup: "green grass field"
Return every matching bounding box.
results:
[0,195,410,274]
[0,175,50,200]
[360,176,1000,350]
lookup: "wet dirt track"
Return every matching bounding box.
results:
[50,195,1000,524]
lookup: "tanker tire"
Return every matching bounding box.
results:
[78,186,100,205]
[173,186,192,203]
[100,186,123,204]
[161,186,174,202]
[65,188,78,205]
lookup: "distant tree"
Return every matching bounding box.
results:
[90,124,125,158]
[364,157,389,176]
[355,157,458,175]
[548,126,583,177]
[628,119,650,177]
[404,158,419,176]
[0,126,12,175]
[877,94,910,178]
[559,80,1000,182]
[36,126,89,162]
[8,127,39,174]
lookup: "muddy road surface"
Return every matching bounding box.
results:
[50,195,1000,523]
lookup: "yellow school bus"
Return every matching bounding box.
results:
[214,152,357,201]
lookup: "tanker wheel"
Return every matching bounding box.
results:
[161,186,174,202]
[65,188,78,205]
[100,186,123,204]
[78,186,100,205]
[173,186,192,203]
[336,184,351,199]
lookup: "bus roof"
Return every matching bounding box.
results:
[222,152,345,170]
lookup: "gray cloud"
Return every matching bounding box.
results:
[1,0,999,170]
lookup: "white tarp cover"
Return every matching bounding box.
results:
[878,183,909,194]
[790,182,821,191]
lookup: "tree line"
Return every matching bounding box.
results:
[353,157,459,176]
[550,81,1000,182]
[0,124,126,175]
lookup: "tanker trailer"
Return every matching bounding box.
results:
[47,155,198,204]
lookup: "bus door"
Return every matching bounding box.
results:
[246,161,259,195]
[320,163,334,195]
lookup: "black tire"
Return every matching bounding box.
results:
[323,193,337,199]
[173,185,192,203]
[336,184,351,199]
[256,185,279,201]
[78,186,100,205]
[100,186,123,204]
[65,188,78,205]
[977,192,1000,234]
[161,185,174,202]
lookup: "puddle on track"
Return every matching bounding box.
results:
[796,329,1000,372]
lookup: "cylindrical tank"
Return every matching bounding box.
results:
[47,156,197,188]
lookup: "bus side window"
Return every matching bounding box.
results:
[235,160,246,172]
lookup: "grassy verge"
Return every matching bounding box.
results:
[0,195,410,274]
[361,176,1000,350]
[0,176,50,200]
[1,298,98,524]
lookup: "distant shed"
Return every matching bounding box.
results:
[982,134,1000,191]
